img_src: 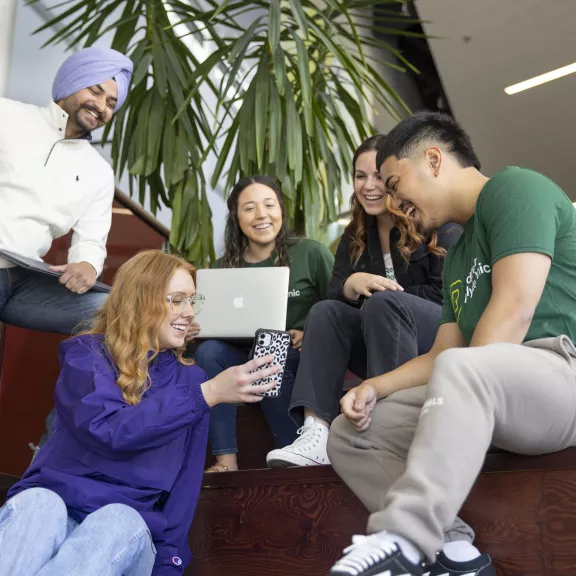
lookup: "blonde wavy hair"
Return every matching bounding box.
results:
[84,250,196,405]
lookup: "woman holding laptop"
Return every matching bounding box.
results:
[194,175,334,473]
[266,135,462,468]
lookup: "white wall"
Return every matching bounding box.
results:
[7,1,67,104]
[0,0,18,97]
[417,0,575,198]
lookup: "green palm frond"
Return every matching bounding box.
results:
[28,0,423,264]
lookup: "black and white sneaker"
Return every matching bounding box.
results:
[424,551,496,575]
[329,534,424,576]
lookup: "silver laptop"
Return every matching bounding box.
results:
[195,267,290,338]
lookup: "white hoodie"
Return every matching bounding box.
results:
[0,98,114,276]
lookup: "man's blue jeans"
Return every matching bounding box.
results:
[0,488,156,576]
[0,267,108,448]
[195,339,300,455]
[0,267,107,334]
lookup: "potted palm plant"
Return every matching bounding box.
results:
[31,0,421,264]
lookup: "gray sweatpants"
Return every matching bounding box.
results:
[327,336,576,563]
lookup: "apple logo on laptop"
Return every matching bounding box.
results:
[233,296,244,309]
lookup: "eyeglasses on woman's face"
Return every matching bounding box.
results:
[166,293,205,315]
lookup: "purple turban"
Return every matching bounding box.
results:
[52,47,133,111]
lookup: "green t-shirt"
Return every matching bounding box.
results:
[441,166,576,345]
[214,239,334,331]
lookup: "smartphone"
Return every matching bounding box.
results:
[250,329,291,397]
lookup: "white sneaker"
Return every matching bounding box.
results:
[266,416,330,467]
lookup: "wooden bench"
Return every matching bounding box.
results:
[189,451,576,576]
[3,408,576,575]
[194,403,576,576]
[2,449,576,575]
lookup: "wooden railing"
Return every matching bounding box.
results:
[114,188,170,241]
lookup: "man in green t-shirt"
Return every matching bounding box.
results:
[327,111,576,576]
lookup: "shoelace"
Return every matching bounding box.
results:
[290,422,324,453]
[332,534,399,575]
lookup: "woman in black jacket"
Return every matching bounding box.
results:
[266,135,461,468]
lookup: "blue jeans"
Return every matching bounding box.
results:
[0,267,108,449]
[0,488,156,576]
[0,267,107,334]
[195,339,300,455]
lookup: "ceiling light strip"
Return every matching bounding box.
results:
[505,62,576,95]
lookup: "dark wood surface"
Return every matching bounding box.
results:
[5,389,576,575]
[5,394,576,575]
[201,447,576,490]
[461,469,576,576]
[190,464,576,576]
[188,479,367,576]
[4,449,576,576]
[0,323,5,396]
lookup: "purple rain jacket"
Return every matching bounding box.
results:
[9,334,211,575]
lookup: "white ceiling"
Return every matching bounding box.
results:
[417,0,576,199]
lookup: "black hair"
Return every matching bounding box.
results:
[375,111,481,171]
[221,175,290,268]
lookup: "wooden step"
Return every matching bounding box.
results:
[189,451,576,576]
[3,449,576,575]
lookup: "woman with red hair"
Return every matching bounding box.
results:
[0,250,278,576]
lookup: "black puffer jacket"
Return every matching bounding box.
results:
[329,219,462,306]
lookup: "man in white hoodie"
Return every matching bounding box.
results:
[0,46,132,332]
[0,46,133,448]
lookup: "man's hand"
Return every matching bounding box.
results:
[48,261,97,294]
[340,380,378,432]
[185,322,201,343]
[288,329,304,351]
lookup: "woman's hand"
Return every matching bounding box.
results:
[288,329,304,351]
[201,355,280,407]
[343,272,403,300]
[185,322,201,343]
[340,380,378,432]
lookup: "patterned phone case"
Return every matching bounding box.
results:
[250,329,291,397]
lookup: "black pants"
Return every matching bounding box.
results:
[288,291,442,427]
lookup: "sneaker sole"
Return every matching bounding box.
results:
[267,453,325,468]
[267,458,299,468]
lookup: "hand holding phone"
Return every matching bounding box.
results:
[250,329,291,397]
[200,355,279,406]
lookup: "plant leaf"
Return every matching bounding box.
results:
[268,77,282,161]
[132,50,152,87]
[272,45,287,96]
[254,51,270,170]
[211,115,240,188]
[268,0,281,53]
[289,0,309,37]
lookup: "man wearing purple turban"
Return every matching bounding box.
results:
[0,46,132,310]
[51,46,132,137]
[0,47,132,451]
